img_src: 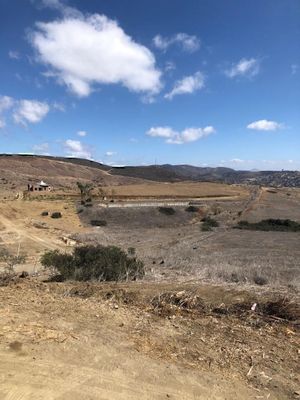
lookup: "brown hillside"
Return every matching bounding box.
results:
[0,155,145,192]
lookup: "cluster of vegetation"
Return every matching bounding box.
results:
[235,219,300,232]
[185,205,199,212]
[0,248,26,274]
[158,207,176,215]
[51,212,62,219]
[77,182,93,206]
[41,211,49,216]
[201,216,219,231]
[41,245,144,282]
[90,219,107,227]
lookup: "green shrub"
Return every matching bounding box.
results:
[185,205,199,212]
[158,207,175,215]
[51,212,62,219]
[201,216,219,231]
[0,249,26,274]
[234,219,300,232]
[41,211,49,216]
[90,220,107,226]
[253,275,268,286]
[40,245,144,282]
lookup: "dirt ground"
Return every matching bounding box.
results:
[0,279,299,400]
[0,184,299,399]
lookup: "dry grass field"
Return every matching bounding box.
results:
[100,182,248,199]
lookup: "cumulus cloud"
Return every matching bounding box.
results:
[77,130,87,137]
[225,58,260,78]
[153,33,200,53]
[105,151,117,156]
[146,125,215,144]
[64,139,92,159]
[13,100,49,125]
[0,96,14,113]
[165,71,204,100]
[247,119,282,131]
[30,12,162,97]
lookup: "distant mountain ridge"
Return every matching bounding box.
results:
[0,154,299,188]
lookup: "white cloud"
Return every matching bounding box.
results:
[247,119,282,131]
[64,139,92,159]
[0,118,6,129]
[8,50,20,60]
[291,64,299,75]
[77,130,87,137]
[146,125,215,145]
[153,33,200,53]
[165,61,176,72]
[165,71,204,100]
[30,13,162,97]
[105,151,117,156]
[52,102,65,112]
[0,96,14,113]
[13,100,49,125]
[225,58,260,78]
[33,142,49,152]
[230,158,244,163]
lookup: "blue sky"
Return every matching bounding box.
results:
[0,0,299,170]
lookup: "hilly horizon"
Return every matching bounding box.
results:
[1,154,299,188]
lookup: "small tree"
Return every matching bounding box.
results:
[98,187,106,200]
[0,248,26,274]
[77,182,93,203]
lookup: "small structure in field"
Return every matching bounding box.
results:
[27,180,52,192]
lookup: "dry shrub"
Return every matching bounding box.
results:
[151,290,206,316]
[260,298,300,321]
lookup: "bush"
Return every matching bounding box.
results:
[51,212,62,219]
[234,219,300,232]
[0,249,26,274]
[90,220,107,226]
[185,205,199,212]
[201,216,219,231]
[41,211,49,216]
[158,207,175,215]
[253,275,268,286]
[40,245,145,282]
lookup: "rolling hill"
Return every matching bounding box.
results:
[0,154,299,189]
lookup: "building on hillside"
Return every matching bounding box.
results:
[27,180,52,192]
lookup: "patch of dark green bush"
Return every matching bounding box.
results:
[51,212,62,219]
[90,220,107,227]
[185,205,199,212]
[40,245,145,282]
[158,207,175,215]
[41,211,49,216]
[201,216,219,231]
[253,275,268,286]
[234,219,300,232]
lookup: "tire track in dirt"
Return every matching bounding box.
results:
[0,214,59,251]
